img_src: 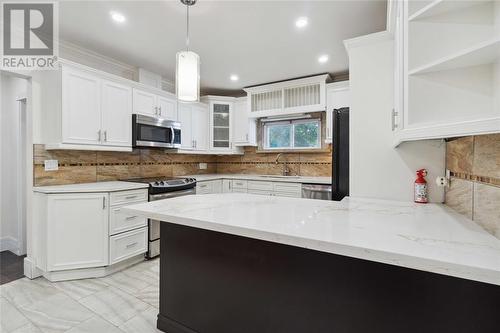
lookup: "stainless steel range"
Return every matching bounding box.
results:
[126,177,197,258]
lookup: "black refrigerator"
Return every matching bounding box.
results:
[332,107,349,201]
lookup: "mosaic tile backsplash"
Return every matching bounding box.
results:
[33,144,332,186]
[445,134,500,239]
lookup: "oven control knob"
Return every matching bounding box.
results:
[159,181,164,185]
[154,181,160,186]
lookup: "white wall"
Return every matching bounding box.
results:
[346,32,445,203]
[1,74,28,254]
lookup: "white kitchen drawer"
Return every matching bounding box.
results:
[248,189,273,196]
[196,181,213,194]
[273,182,301,194]
[248,181,273,191]
[109,205,148,236]
[109,227,147,265]
[232,188,248,193]
[110,189,148,206]
[232,180,248,189]
[274,191,301,198]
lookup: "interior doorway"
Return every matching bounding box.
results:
[0,72,29,284]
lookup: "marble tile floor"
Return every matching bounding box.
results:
[0,258,161,333]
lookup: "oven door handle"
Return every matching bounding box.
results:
[150,188,196,201]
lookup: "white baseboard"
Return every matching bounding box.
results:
[41,254,145,282]
[24,257,43,279]
[0,236,20,254]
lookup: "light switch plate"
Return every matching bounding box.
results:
[199,163,207,170]
[44,160,59,171]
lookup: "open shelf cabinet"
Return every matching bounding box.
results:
[393,0,500,146]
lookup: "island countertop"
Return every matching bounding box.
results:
[121,193,500,286]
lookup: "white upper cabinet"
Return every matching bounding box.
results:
[132,89,156,117]
[244,74,330,118]
[101,80,132,147]
[157,95,177,120]
[191,104,209,151]
[178,102,208,151]
[178,103,193,150]
[233,97,257,146]
[208,98,233,151]
[133,88,178,120]
[394,0,500,145]
[62,67,101,145]
[325,81,350,143]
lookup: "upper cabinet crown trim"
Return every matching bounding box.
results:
[58,58,175,99]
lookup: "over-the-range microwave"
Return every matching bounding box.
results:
[132,114,181,149]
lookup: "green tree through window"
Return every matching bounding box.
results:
[264,119,320,149]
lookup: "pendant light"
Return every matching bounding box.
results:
[176,0,200,102]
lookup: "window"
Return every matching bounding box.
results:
[263,119,321,150]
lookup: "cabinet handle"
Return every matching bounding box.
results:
[154,106,158,115]
[246,134,248,141]
[126,242,138,249]
[391,108,399,131]
[103,130,107,142]
[102,197,106,209]
[98,130,102,142]
[195,140,197,148]
[159,106,162,116]
[125,195,138,200]
[125,216,137,220]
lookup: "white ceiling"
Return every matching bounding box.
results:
[59,0,387,94]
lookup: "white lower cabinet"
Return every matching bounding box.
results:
[196,178,302,198]
[109,228,148,265]
[34,188,148,280]
[196,180,223,194]
[46,193,109,271]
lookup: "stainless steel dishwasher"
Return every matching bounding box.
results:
[301,184,332,200]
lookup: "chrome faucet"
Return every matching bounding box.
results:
[275,153,291,176]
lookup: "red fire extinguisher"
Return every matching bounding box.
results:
[414,169,428,204]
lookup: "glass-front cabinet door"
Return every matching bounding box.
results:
[210,101,232,150]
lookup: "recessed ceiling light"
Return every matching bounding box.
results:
[318,55,329,64]
[295,17,308,29]
[230,74,239,82]
[110,11,126,23]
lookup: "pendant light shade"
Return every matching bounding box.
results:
[176,50,200,102]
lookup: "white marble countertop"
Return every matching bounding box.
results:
[33,181,149,193]
[122,194,500,286]
[185,174,331,185]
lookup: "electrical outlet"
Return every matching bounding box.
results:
[199,163,207,170]
[44,160,58,171]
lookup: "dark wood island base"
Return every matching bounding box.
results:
[158,223,500,333]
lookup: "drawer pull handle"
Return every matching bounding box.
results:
[125,216,138,220]
[199,185,207,188]
[125,195,138,200]
[126,242,138,249]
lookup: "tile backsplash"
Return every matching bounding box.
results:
[33,145,217,186]
[33,144,332,186]
[445,134,500,239]
[216,146,332,177]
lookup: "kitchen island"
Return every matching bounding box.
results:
[122,194,500,333]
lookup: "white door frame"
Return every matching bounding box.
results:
[1,69,34,275]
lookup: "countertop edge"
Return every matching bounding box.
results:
[121,205,500,287]
[187,174,332,184]
[33,181,149,194]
